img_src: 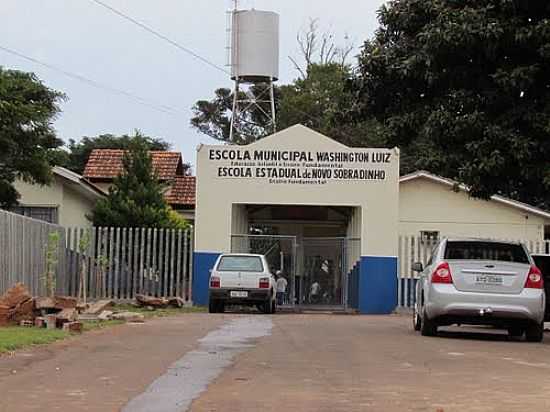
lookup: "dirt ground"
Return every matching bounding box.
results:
[2,313,550,412]
[0,314,225,412]
[191,314,550,412]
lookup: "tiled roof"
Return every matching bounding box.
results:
[83,149,183,180]
[164,176,196,206]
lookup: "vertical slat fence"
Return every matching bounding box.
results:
[0,209,195,303]
[82,227,194,302]
[0,210,67,296]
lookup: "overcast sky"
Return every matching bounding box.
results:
[1,0,385,168]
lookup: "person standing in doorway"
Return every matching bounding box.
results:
[275,270,288,306]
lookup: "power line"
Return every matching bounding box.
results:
[0,44,185,116]
[88,0,230,75]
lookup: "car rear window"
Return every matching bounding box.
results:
[217,256,264,272]
[444,241,529,263]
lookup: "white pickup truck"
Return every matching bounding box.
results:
[208,253,276,314]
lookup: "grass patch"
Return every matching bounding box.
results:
[112,304,206,318]
[0,304,206,355]
[0,321,126,354]
[0,327,68,354]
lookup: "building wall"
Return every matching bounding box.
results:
[60,185,94,227]
[15,176,64,208]
[92,182,111,194]
[194,125,400,312]
[195,126,400,257]
[14,177,94,227]
[399,178,548,241]
[346,207,362,271]
[176,210,195,222]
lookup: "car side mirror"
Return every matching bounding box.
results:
[412,262,424,272]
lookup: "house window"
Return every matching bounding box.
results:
[420,230,440,244]
[11,206,58,224]
[545,225,550,240]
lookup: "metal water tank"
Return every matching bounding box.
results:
[231,9,279,82]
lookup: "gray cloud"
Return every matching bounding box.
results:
[0,0,384,167]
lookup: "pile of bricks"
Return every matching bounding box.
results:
[0,283,34,326]
[0,283,83,333]
[34,295,82,332]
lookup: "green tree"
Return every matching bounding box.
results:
[190,21,380,147]
[191,63,372,146]
[0,68,65,208]
[54,132,172,174]
[352,0,550,208]
[89,137,188,229]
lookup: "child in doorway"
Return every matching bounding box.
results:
[275,271,288,306]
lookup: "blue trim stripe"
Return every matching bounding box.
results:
[192,252,221,306]
[358,256,398,314]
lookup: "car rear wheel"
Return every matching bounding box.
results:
[507,327,523,339]
[271,300,276,314]
[420,309,437,337]
[262,300,273,314]
[413,304,422,331]
[209,300,225,313]
[525,322,544,342]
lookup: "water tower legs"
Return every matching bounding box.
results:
[229,77,277,144]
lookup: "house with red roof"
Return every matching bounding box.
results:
[83,149,196,222]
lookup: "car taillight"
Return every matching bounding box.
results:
[525,265,543,289]
[259,277,270,289]
[431,262,453,284]
[210,276,220,288]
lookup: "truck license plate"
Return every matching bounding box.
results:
[475,274,503,285]
[230,291,248,298]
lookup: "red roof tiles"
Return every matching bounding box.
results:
[83,149,183,180]
[164,176,196,206]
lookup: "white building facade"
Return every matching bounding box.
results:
[399,171,550,242]
[193,125,400,313]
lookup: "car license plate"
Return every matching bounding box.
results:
[475,274,503,285]
[230,291,248,298]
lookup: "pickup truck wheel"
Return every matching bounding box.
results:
[217,301,225,313]
[420,309,437,337]
[525,322,544,342]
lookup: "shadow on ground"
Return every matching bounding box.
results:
[435,326,546,343]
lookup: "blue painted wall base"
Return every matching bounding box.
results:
[193,252,397,313]
[193,252,221,306]
[358,256,398,314]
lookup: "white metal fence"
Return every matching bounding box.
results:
[397,236,550,309]
[0,210,67,296]
[64,226,194,301]
[0,209,194,302]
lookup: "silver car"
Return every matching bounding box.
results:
[413,238,545,342]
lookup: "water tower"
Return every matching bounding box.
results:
[228,4,279,142]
